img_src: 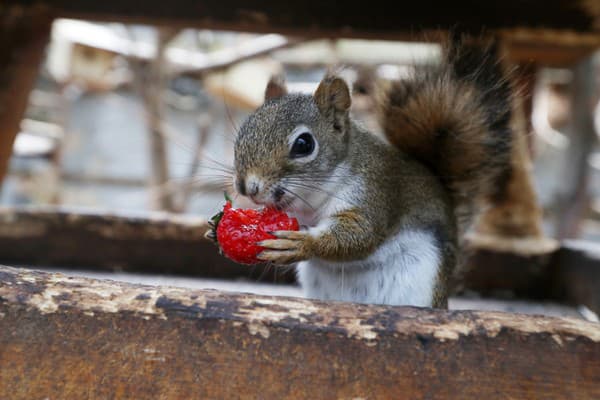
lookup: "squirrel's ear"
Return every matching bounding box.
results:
[264,75,288,101]
[314,76,351,115]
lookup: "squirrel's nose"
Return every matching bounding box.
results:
[237,176,260,198]
[247,182,259,197]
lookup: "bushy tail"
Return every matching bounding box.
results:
[377,38,514,234]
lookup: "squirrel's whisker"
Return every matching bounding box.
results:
[285,182,362,209]
[281,187,317,212]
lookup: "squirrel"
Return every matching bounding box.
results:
[210,39,514,308]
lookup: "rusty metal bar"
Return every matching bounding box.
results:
[0,266,598,399]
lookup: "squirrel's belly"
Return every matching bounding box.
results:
[296,229,442,307]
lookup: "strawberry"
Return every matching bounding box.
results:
[208,200,300,265]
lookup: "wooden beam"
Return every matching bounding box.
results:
[504,39,599,67]
[0,206,294,283]
[22,0,600,33]
[52,19,295,76]
[551,242,600,316]
[555,57,598,238]
[463,242,600,315]
[0,266,598,399]
[0,206,599,310]
[0,6,52,185]
[6,1,600,40]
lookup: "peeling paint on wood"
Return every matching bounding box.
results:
[1,266,599,399]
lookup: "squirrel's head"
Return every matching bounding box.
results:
[234,74,351,211]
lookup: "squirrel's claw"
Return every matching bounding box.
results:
[257,238,301,250]
[257,249,306,264]
[268,230,308,240]
[204,228,218,243]
[257,230,311,264]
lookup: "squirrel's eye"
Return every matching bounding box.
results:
[290,132,315,158]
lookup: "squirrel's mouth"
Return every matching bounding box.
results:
[245,185,288,210]
[273,187,286,203]
[268,186,291,211]
[260,186,294,211]
[271,186,315,213]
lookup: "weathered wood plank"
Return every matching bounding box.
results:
[0,206,294,282]
[555,57,597,239]
[1,206,599,311]
[0,5,52,184]
[504,35,600,67]
[551,242,600,316]
[0,266,598,399]
[6,0,600,43]
[463,243,600,315]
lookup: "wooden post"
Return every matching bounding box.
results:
[0,6,52,186]
[146,28,179,211]
[469,49,556,256]
[0,266,599,399]
[173,112,213,212]
[555,57,597,239]
[129,28,180,211]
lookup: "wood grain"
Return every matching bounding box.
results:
[0,266,599,399]
[0,205,295,282]
[5,0,600,42]
[0,5,51,184]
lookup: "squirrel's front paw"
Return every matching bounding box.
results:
[257,230,312,265]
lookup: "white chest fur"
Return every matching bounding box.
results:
[289,162,441,307]
[287,163,361,227]
[297,229,441,307]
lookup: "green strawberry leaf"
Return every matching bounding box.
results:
[207,195,231,246]
[210,210,224,228]
[208,192,231,232]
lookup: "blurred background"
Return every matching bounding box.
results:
[4,19,600,241]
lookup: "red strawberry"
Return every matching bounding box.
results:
[210,201,299,264]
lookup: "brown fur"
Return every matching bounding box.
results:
[377,40,514,236]
[265,75,288,101]
[469,96,555,255]
[229,40,521,308]
[314,76,352,132]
